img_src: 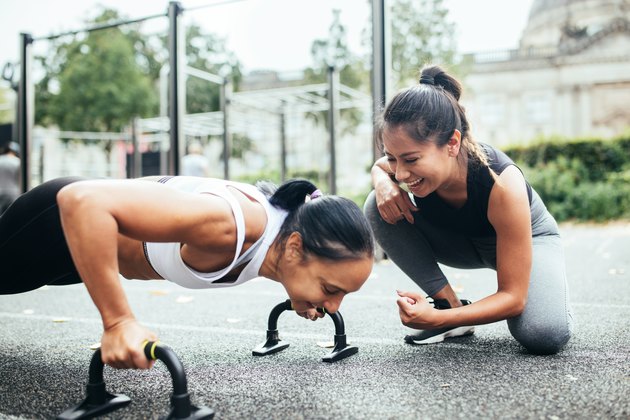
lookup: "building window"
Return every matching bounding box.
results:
[477,94,506,127]
[523,92,552,124]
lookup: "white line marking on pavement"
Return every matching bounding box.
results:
[0,311,401,345]
[2,301,628,348]
[112,283,630,308]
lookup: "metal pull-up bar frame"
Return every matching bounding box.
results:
[15,2,182,192]
[15,0,388,192]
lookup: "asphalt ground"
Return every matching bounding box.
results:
[1,222,628,419]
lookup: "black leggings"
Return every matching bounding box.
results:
[0,177,86,294]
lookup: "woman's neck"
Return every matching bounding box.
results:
[258,241,282,282]
[436,157,468,207]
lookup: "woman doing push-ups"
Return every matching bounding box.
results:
[1,176,374,368]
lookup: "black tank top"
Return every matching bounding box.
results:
[414,143,532,237]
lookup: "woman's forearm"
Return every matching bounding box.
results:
[371,157,395,187]
[435,290,526,328]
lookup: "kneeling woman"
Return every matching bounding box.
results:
[365,65,572,355]
[1,176,374,368]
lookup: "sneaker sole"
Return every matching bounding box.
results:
[407,326,475,345]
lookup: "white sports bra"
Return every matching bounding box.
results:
[143,176,287,289]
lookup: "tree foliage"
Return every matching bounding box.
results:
[389,0,457,88]
[182,24,242,114]
[35,9,157,132]
[34,8,243,133]
[301,2,458,133]
[303,9,368,134]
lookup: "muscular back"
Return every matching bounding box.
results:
[116,177,268,281]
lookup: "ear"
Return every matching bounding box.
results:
[284,232,304,263]
[447,129,461,157]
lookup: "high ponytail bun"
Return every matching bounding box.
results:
[379,64,488,167]
[419,65,462,101]
[258,179,318,212]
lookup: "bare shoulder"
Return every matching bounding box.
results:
[491,165,528,203]
[488,165,531,231]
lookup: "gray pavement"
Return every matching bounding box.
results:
[1,223,629,419]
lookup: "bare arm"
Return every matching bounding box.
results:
[398,166,532,328]
[57,179,237,368]
[371,156,395,186]
[371,156,418,224]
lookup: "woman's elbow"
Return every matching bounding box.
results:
[506,294,527,318]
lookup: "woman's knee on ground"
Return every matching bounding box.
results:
[508,315,572,355]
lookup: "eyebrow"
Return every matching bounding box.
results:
[336,286,349,294]
[384,150,420,158]
[321,278,348,294]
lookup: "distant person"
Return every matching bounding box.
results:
[0,142,20,215]
[181,141,210,177]
[0,176,374,369]
[365,64,573,355]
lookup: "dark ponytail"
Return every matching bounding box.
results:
[257,179,318,211]
[256,179,375,261]
[378,64,488,166]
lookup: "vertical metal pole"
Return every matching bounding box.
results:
[159,65,169,174]
[131,117,141,178]
[371,0,389,161]
[220,79,232,180]
[279,100,287,182]
[17,33,33,192]
[168,1,184,175]
[327,65,339,195]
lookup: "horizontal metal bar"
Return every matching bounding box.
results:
[35,13,166,41]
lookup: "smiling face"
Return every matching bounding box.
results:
[382,126,462,198]
[277,233,373,314]
[283,256,372,314]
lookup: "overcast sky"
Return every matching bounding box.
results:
[0,0,534,75]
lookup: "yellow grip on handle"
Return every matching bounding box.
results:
[142,340,160,360]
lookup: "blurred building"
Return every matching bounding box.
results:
[462,0,630,145]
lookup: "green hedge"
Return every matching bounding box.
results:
[504,135,630,222]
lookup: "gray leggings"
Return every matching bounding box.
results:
[364,191,573,355]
